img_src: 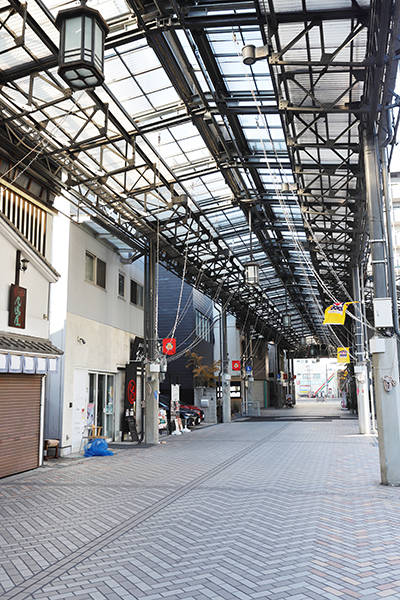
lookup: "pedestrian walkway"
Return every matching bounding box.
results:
[0,400,398,600]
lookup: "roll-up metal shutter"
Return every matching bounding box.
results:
[0,373,42,478]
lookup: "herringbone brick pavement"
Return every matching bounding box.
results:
[1,400,399,600]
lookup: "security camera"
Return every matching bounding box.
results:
[77,337,86,345]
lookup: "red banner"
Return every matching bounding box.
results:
[232,360,241,371]
[162,338,176,355]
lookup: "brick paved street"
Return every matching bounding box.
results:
[1,400,400,600]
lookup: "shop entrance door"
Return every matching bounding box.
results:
[88,373,114,439]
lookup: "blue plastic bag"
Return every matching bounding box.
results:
[84,438,114,457]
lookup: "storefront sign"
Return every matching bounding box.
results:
[9,284,27,329]
[337,347,350,363]
[130,336,145,362]
[232,360,241,371]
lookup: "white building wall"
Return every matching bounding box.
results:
[67,223,144,331]
[0,215,56,339]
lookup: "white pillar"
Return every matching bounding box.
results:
[355,364,371,435]
[222,374,231,423]
[352,266,371,434]
[372,336,400,485]
[144,363,159,444]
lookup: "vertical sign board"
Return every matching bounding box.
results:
[124,362,137,438]
[171,383,180,419]
[9,284,27,329]
[124,336,145,438]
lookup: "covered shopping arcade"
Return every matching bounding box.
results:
[1,0,400,481]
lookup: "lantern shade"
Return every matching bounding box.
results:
[245,261,259,286]
[282,314,291,327]
[300,336,306,346]
[56,1,109,91]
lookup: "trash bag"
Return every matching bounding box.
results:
[84,438,114,457]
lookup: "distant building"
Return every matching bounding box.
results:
[158,266,214,405]
[294,357,340,398]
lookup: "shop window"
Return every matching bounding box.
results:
[118,272,125,298]
[85,251,106,289]
[130,279,144,307]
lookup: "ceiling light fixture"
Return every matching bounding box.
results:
[56,0,109,91]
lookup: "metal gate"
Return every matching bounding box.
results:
[0,373,42,478]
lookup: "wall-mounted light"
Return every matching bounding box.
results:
[20,258,29,272]
[56,0,109,91]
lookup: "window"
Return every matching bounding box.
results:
[85,251,106,289]
[130,279,144,307]
[195,309,211,342]
[118,272,125,298]
[85,252,95,282]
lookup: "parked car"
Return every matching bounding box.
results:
[159,396,199,427]
[180,404,204,421]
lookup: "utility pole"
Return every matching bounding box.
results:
[144,240,160,444]
[364,133,400,484]
[352,265,371,434]
[222,306,231,423]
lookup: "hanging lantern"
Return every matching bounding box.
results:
[55,0,109,91]
[282,314,291,327]
[300,335,307,346]
[245,261,260,286]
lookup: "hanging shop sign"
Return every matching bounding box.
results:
[337,347,350,364]
[9,284,27,329]
[162,338,176,355]
[131,336,145,362]
[232,360,241,371]
[323,302,358,325]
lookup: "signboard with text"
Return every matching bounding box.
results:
[9,284,27,329]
